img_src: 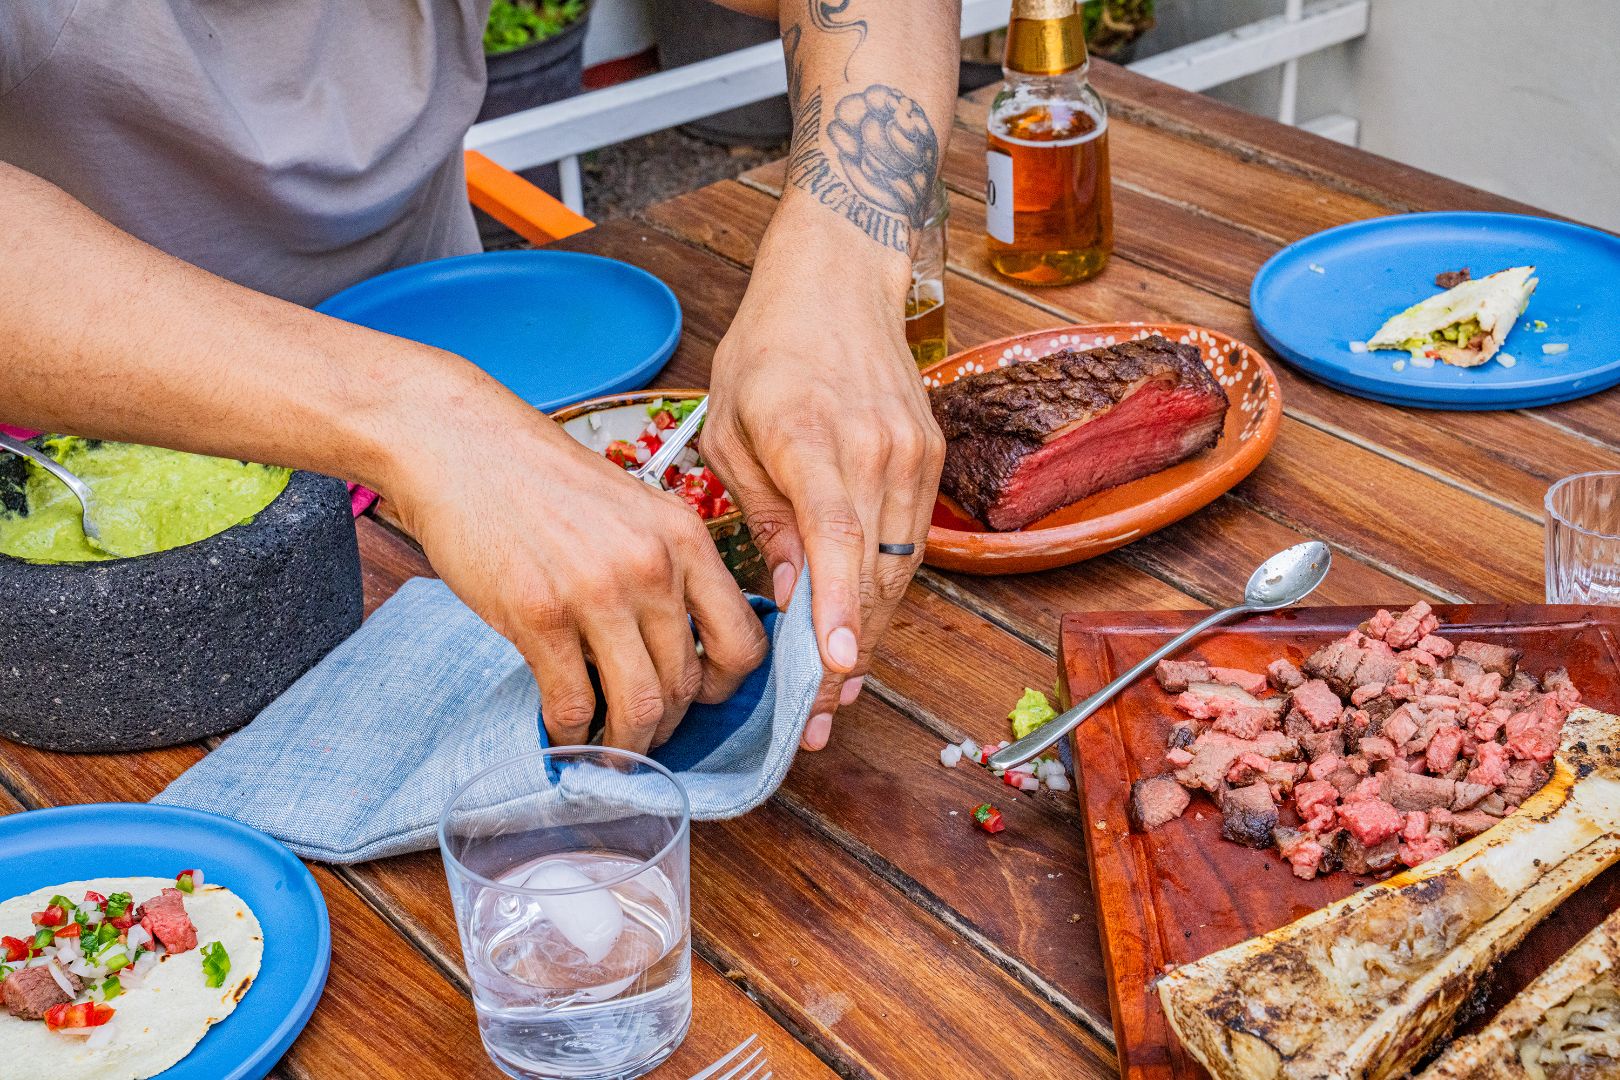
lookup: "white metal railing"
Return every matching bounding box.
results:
[468,0,1369,213]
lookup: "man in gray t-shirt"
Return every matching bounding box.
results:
[0,0,960,755]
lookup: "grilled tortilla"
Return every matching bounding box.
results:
[0,878,262,1080]
[1367,265,1538,367]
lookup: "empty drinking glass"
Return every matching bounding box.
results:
[439,748,691,1080]
[1545,471,1620,604]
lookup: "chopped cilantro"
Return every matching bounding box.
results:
[104,893,133,919]
[648,398,701,423]
[201,942,231,989]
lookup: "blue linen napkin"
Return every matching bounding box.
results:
[154,576,823,863]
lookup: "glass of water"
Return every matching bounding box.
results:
[439,748,691,1080]
[1546,471,1620,604]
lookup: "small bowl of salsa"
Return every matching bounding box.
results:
[553,390,764,590]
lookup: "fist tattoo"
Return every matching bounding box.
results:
[827,85,940,228]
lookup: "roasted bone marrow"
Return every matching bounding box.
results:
[1419,906,1620,1080]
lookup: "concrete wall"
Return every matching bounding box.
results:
[1138,0,1620,230]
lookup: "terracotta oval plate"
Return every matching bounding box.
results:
[919,323,1282,575]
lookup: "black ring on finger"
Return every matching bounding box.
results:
[877,542,917,556]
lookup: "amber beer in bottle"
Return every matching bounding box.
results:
[985,0,1113,285]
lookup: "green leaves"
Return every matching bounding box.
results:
[104,892,133,919]
[484,0,585,55]
[201,941,231,989]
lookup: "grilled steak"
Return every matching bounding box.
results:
[1142,603,1584,882]
[138,886,198,954]
[930,335,1229,531]
[1129,773,1191,831]
[2,963,81,1020]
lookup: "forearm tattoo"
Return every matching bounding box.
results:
[783,1,941,256]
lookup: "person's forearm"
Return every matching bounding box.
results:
[769,0,960,274]
[0,162,535,497]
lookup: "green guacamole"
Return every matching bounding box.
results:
[0,436,290,563]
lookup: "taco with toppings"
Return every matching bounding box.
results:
[1367,264,1538,367]
[0,873,261,1080]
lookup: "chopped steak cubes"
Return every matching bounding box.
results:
[1127,603,1583,881]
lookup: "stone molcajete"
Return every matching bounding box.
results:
[0,448,362,752]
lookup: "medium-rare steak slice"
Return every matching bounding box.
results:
[930,335,1229,531]
[1129,773,1192,831]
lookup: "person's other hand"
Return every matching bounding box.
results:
[702,207,945,751]
[390,394,769,754]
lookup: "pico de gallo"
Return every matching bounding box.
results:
[600,399,735,521]
[0,871,230,1037]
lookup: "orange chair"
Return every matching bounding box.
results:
[464,150,594,247]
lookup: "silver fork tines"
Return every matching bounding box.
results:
[688,1033,771,1080]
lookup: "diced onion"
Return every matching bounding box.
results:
[1542,342,1569,355]
[939,744,963,768]
[1497,352,1517,368]
[586,413,602,431]
[1011,762,1038,776]
[46,961,74,996]
[1392,360,1407,372]
[958,737,979,761]
[1017,775,1040,792]
[1308,263,1326,274]
[1410,354,1436,368]
[1348,341,1368,354]
[83,909,103,926]
[68,958,96,978]
[1037,760,1067,780]
[189,870,205,889]
[134,951,159,975]
[54,938,79,962]
[125,925,150,950]
[1045,774,1072,792]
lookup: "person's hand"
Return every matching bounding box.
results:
[702,202,945,751]
[387,388,769,754]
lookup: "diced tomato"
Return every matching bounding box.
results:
[970,802,1006,834]
[636,431,662,454]
[651,409,678,430]
[662,465,680,487]
[696,467,724,496]
[604,440,638,469]
[109,911,137,931]
[53,922,81,939]
[0,937,28,962]
[708,493,734,517]
[82,891,106,907]
[31,905,65,928]
[45,1002,114,1030]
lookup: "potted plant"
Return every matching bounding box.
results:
[1083,0,1156,63]
[479,0,593,123]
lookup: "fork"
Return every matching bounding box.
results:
[688,1033,771,1080]
[633,396,708,487]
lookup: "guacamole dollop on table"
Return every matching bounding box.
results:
[0,436,290,563]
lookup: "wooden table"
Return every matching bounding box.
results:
[6,63,1618,1079]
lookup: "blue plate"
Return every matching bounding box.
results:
[316,250,682,412]
[1251,212,1620,409]
[0,804,329,1080]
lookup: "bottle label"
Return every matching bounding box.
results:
[986,150,1014,243]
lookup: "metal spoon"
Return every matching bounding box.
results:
[989,541,1333,770]
[0,431,118,556]
[633,397,707,488]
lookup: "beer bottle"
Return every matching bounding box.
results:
[985,0,1114,286]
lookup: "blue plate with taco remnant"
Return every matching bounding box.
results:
[0,803,329,1080]
[1251,212,1620,410]
[317,250,681,413]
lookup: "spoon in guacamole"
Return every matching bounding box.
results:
[0,431,122,557]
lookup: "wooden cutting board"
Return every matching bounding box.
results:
[1062,604,1620,1079]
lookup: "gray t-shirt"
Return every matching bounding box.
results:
[0,0,492,307]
